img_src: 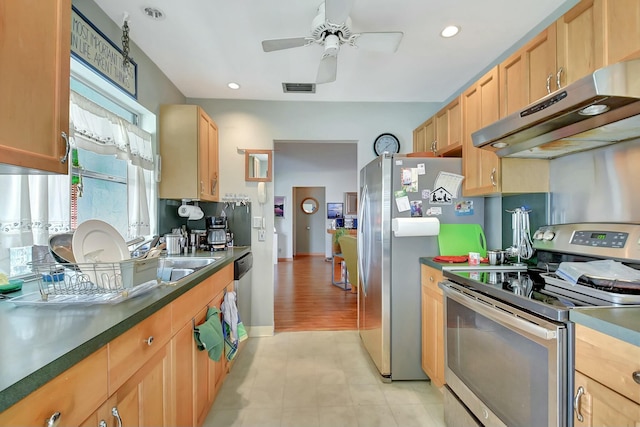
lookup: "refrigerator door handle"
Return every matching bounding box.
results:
[358,184,368,296]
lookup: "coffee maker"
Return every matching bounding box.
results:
[206,216,228,251]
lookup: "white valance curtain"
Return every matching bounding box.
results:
[69,92,154,171]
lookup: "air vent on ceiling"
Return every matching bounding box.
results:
[282,83,316,94]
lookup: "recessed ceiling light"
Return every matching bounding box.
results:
[142,7,165,20]
[227,82,240,90]
[441,25,460,38]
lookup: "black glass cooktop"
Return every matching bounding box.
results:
[443,268,587,321]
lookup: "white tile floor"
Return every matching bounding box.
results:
[204,330,445,427]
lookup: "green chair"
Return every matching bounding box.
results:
[338,235,358,294]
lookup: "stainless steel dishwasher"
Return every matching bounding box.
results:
[234,252,253,326]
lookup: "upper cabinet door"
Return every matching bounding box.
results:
[603,0,640,64]
[556,0,605,88]
[499,25,557,117]
[0,0,71,174]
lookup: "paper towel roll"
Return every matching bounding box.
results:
[392,217,440,237]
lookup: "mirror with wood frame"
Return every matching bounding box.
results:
[245,149,272,182]
[301,197,319,214]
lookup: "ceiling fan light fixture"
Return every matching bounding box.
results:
[324,34,341,56]
[227,82,240,90]
[440,25,460,38]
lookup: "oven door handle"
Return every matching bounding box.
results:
[443,284,558,341]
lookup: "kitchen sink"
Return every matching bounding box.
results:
[157,257,222,282]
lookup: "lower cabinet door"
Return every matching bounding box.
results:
[574,370,640,427]
[172,321,196,427]
[109,344,172,427]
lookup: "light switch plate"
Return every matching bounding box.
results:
[253,217,262,228]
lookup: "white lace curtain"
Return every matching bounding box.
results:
[0,92,154,274]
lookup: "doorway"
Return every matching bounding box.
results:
[293,186,325,257]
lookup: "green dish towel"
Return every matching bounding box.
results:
[193,306,224,362]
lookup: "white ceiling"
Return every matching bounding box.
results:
[92,0,574,103]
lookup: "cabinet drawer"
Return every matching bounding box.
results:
[108,304,172,392]
[421,264,444,295]
[575,323,640,405]
[0,347,108,427]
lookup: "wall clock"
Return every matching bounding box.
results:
[373,133,400,156]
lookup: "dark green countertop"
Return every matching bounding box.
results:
[0,247,250,413]
[570,306,640,347]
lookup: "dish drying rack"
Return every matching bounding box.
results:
[23,257,160,304]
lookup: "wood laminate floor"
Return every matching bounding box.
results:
[275,255,357,332]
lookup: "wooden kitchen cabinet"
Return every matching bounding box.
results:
[573,324,640,426]
[170,263,234,427]
[462,67,550,196]
[0,347,108,427]
[0,0,71,174]
[603,0,640,64]
[462,67,501,196]
[159,105,220,201]
[413,117,435,153]
[499,24,557,116]
[412,97,462,157]
[421,264,445,387]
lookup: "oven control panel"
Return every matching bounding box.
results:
[532,223,640,262]
[570,230,628,248]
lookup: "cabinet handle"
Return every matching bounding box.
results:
[60,132,70,164]
[556,67,564,90]
[546,74,553,94]
[573,386,584,422]
[489,168,497,187]
[200,180,204,194]
[431,140,438,153]
[144,335,154,346]
[429,276,434,282]
[45,412,61,427]
[112,407,123,427]
[99,421,107,427]
[633,371,640,384]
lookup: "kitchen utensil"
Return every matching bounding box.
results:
[165,234,182,255]
[437,224,487,257]
[49,232,76,264]
[433,255,469,263]
[487,249,504,265]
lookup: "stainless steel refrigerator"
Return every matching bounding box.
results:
[358,154,484,381]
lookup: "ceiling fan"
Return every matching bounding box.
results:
[261,0,403,84]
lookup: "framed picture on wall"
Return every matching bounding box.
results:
[274,196,285,218]
[327,202,343,219]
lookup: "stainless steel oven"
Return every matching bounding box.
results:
[439,222,640,427]
[441,279,569,427]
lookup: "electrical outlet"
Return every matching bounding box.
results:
[258,230,266,241]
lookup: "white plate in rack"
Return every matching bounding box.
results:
[72,220,130,264]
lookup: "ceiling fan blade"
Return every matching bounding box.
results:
[325,0,354,25]
[262,37,311,52]
[316,54,338,84]
[352,32,404,53]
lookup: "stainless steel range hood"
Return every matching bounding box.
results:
[472,59,640,159]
